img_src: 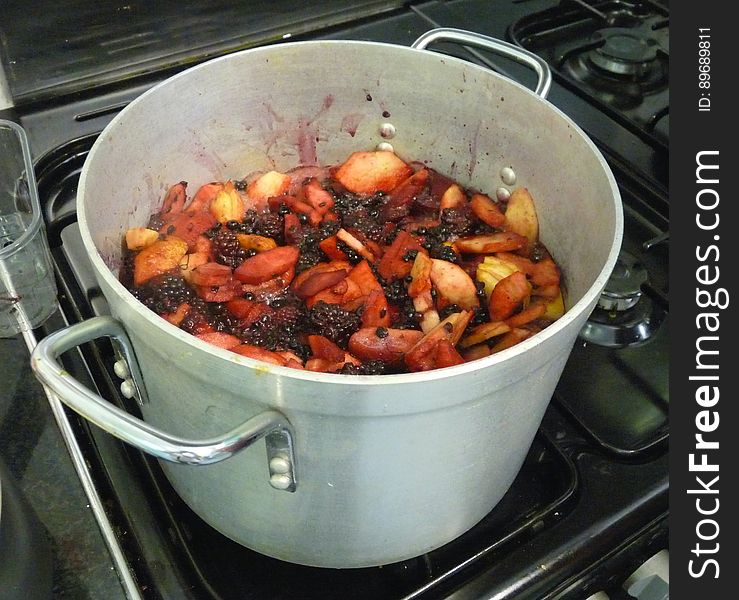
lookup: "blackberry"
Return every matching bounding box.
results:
[438,304,461,320]
[244,300,310,358]
[308,301,361,346]
[297,221,340,272]
[340,360,387,376]
[253,212,284,241]
[211,229,254,268]
[147,213,166,231]
[331,189,386,242]
[135,274,195,314]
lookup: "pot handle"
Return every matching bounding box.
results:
[30,316,297,492]
[411,28,552,99]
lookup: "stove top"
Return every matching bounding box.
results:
[3,1,669,598]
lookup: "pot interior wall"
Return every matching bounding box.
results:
[80,39,620,316]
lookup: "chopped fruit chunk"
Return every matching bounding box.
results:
[505,300,546,328]
[459,321,511,348]
[247,171,292,204]
[470,193,506,228]
[159,210,216,250]
[439,184,466,212]
[187,182,223,213]
[429,259,480,310]
[233,246,300,284]
[210,181,245,223]
[125,227,160,251]
[453,232,528,254]
[475,255,522,298]
[236,234,277,253]
[348,328,424,364]
[376,230,425,282]
[333,150,413,194]
[336,228,375,262]
[196,332,242,350]
[134,236,188,286]
[504,187,539,248]
[489,271,532,321]
[189,262,233,287]
[489,328,533,354]
[161,181,187,218]
[232,344,289,366]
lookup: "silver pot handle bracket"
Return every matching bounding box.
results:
[411,27,552,99]
[30,316,297,492]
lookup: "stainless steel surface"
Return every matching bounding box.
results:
[31,316,297,489]
[32,32,622,568]
[410,27,552,98]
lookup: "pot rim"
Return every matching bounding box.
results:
[77,38,624,387]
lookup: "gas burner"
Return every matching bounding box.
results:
[562,22,667,108]
[580,251,665,348]
[589,27,659,78]
[508,0,670,146]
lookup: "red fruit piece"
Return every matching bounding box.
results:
[186,182,223,213]
[231,344,290,366]
[161,181,187,219]
[470,193,506,228]
[360,289,391,328]
[195,332,242,350]
[489,271,532,321]
[307,335,346,362]
[292,267,349,299]
[160,210,217,250]
[189,262,233,287]
[379,168,430,222]
[376,230,424,282]
[348,328,424,365]
[233,246,300,285]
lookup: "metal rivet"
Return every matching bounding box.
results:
[496,187,511,202]
[500,166,517,185]
[269,474,293,490]
[120,380,137,399]
[376,141,394,152]
[113,360,130,379]
[269,455,291,475]
[379,122,396,139]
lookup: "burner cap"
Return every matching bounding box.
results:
[580,251,665,348]
[590,27,659,77]
[598,251,647,311]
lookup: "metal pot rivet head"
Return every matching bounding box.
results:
[269,455,291,475]
[376,141,394,153]
[379,122,396,139]
[113,359,130,379]
[269,473,293,490]
[496,187,511,202]
[120,379,137,399]
[500,166,517,186]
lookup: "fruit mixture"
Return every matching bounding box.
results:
[120,150,564,374]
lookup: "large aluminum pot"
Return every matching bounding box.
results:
[31,29,622,568]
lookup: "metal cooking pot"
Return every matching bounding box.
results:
[31,29,622,568]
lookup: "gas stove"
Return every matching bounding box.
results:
[2,1,668,598]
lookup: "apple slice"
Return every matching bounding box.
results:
[470,193,506,228]
[504,188,539,247]
[133,236,188,286]
[333,150,413,194]
[429,259,480,310]
[247,171,292,205]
